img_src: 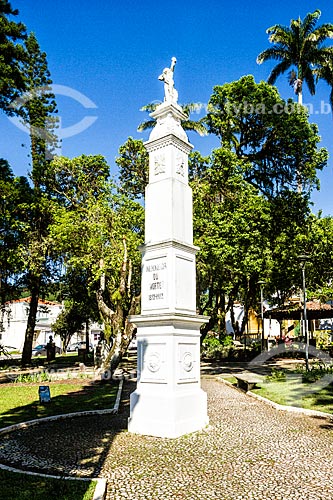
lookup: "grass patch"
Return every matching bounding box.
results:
[220,375,237,385]
[0,380,117,429]
[221,369,333,413]
[252,373,333,413]
[0,469,96,500]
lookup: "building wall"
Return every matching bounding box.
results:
[1,299,63,351]
[225,304,280,339]
[1,298,104,352]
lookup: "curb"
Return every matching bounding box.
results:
[218,375,333,420]
[0,378,124,499]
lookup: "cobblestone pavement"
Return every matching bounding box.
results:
[1,376,333,499]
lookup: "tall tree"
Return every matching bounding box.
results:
[48,155,144,373]
[18,33,59,366]
[303,214,333,301]
[14,32,58,183]
[191,150,317,337]
[192,149,272,336]
[52,260,102,351]
[205,76,328,197]
[0,160,31,322]
[257,9,333,104]
[0,0,26,113]
[51,303,85,351]
[116,137,149,200]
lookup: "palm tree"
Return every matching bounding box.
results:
[138,102,208,136]
[314,47,333,112]
[257,9,333,105]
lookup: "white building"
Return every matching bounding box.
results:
[0,297,103,351]
[1,298,104,352]
[1,297,63,351]
[225,302,281,340]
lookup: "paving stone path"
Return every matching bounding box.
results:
[1,376,333,499]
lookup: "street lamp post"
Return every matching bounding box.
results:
[298,255,309,372]
[258,280,266,352]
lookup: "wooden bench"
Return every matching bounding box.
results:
[234,372,262,392]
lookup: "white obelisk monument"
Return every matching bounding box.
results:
[128,58,209,438]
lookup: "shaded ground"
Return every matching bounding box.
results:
[0,379,117,429]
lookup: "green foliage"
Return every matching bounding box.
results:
[116,137,149,200]
[221,335,233,346]
[0,0,27,113]
[296,360,333,383]
[47,154,109,205]
[205,75,328,197]
[201,335,228,359]
[138,101,208,136]
[195,76,331,332]
[48,154,143,353]
[265,368,286,383]
[7,30,61,367]
[51,303,85,349]
[0,160,32,306]
[49,155,143,291]
[193,148,272,332]
[257,9,333,103]
[14,371,52,383]
[299,214,333,299]
[16,32,58,186]
[314,51,333,110]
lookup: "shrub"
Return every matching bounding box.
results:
[201,336,230,360]
[265,368,286,383]
[296,360,333,383]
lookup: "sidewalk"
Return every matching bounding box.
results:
[0,368,333,499]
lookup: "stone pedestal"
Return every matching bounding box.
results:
[128,100,209,438]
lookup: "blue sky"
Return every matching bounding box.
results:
[2,0,333,214]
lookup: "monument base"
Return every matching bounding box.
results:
[128,386,208,438]
[127,313,209,438]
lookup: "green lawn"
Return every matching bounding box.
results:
[0,380,117,428]
[221,372,333,414]
[0,469,96,500]
[252,377,333,413]
[0,378,115,499]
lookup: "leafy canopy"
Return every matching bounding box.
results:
[205,75,328,197]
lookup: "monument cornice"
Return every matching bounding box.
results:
[150,101,187,121]
[140,238,199,254]
[128,312,209,328]
[144,133,193,154]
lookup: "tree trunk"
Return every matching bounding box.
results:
[298,89,303,106]
[85,319,89,351]
[21,278,40,366]
[96,237,141,375]
[96,292,140,375]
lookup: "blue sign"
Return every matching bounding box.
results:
[39,385,51,403]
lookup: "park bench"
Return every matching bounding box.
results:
[234,372,262,392]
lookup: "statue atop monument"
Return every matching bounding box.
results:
[158,57,178,104]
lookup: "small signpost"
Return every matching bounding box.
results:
[39,385,51,404]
